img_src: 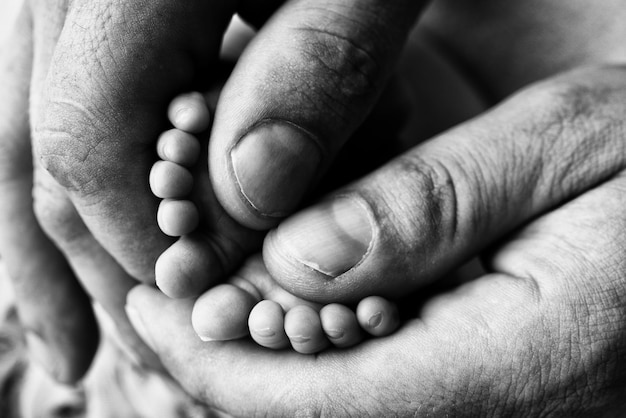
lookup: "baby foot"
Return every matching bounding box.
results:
[149,92,400,353]
[150,92,208,237]
[192,255,400,354]
[149,90,265,299]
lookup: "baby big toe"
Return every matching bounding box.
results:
[192,283,258,341]
[157,129,201,167]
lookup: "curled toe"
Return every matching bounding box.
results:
[249,300,289,350]
[157,129,201,167]
[320,304,362,348]
[150,160,193,198]
[168,92,211,133]
[157,199,199,236]
[356,296,400,337]
[284,305,329,354]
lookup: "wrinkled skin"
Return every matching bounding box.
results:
[3,0,626,416]
[0,0,424,380]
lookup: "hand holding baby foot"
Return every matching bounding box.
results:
[127,65,626,417]
[150,92,400,353]
[9,0,429,376]
[192,255,399,353]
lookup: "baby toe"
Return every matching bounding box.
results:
[356,296,400,337]
[150,160,193,198]
[284,305,329,354]
[157,199,199,236]
[157,129,201,167]
[248,300,289,350]
[192,283,258,341]
[320,304,362,348]
[168,92,211,133]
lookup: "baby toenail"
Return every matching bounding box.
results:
[325,329,344,339]
[368,312,383,328]
[289,335,311,344]
[252,328,275,338]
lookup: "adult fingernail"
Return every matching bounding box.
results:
[125,305,157,353]
[231,120,322,218]
[275,197,374,277]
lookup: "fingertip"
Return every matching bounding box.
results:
[262,196,375,304]
[126,284,200,357]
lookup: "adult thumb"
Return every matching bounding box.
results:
[262,67,626,302]
[210,0,427,230]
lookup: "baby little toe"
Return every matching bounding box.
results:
[356,296,400,337]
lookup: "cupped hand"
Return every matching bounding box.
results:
[127,66,626,415]
[0,0,431,381]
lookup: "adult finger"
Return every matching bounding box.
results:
[128,176,626,418]
[31,166,163,374]
[0,3,97,383]
[33,0,238,282]
[26,0,164,375]
[263,66,626,303]
[209,0,428,230]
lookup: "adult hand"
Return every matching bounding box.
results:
[0,0,429,381]
[127,65,626,416]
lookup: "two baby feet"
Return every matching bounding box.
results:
[149,92,400,354]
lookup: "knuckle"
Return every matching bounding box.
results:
[379,154,460,248]
[297,25,381,99]
[34,95,108,196]
[287,19,386,127]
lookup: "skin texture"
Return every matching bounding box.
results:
[3,0,626,416]
[127,3,626,415]
[129,64,626,416]
[0,0,426,380]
